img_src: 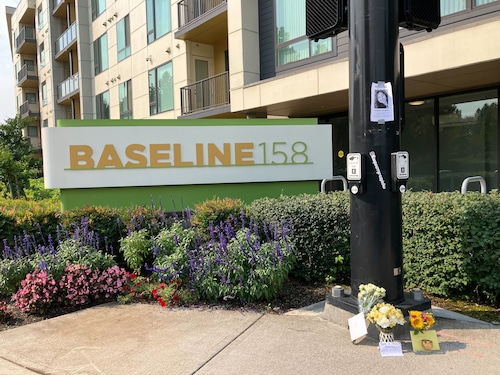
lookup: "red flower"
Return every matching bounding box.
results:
[159,282,166,289]
[130,273,137,280]
[176,280,181,286]
[152,288,158,299]
[157,297,167,307]
[130,288,136,294]
[135,281,141,286]
[172,294,179,304]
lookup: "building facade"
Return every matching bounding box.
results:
[6,0,500,193]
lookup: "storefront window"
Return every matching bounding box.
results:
[438,90,498,192]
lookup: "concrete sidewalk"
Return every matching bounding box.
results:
[0,302,498,375]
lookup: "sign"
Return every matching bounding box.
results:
[42,124,333,189]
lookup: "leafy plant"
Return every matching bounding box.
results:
[119,229,152,273]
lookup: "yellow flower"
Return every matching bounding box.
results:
[411,316,424,330]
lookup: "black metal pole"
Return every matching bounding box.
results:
[349,0,404,303]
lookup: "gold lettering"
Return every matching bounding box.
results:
[97,144,123,169]
[196,143,204,166]
[208,143,230,165]
[150,144,171,167]
[235,143,254,165]
[69,145,94,169]
[125,144,147,167]
[173,144,193,167]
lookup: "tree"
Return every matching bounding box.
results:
[0,116,42,199]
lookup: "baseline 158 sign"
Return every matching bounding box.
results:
[42,124,333,189]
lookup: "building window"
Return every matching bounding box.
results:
[94,33,108,75]
[475,0,498,6]
[96,91,110,119]
[147,0,171,44]
[438,90,498,192]
[42,119,48,128]
[41,81,47,106]
[440,0,466,16]
[37,5,44,30]
[27,126,38,137]
[275,0,333,66]
[39,42,45,68]
[117,16,131,62]
[119,80,133,119]
[26,92,37,104]
[92,0,106,20]
[149,62,174,115]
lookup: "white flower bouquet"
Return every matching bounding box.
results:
[367,302,406,332]
[358,283,386,315]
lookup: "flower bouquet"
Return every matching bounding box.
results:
[409,310,435,334]
[358,283,386,315]
[367,302,406,342]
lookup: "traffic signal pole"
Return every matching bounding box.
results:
[348,1,404,302]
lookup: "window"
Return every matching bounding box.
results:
[96,91,110,119]
[147,0,171,44]
[119,80,133,119]
[438,90,498,191]
[117,16,131,62]
[92,0,106,20]
[39,42,45,68]
[275,0,333,66]
[94,33,108,75]
[24,59,35,71]
[27,126,38,137]
[37,5,44,30]
[41,82,47,106]
[42,119,48,127]
[149,62,174,115]
[26,92,37,104]
[475,0,498,5]
[440,0,466,16]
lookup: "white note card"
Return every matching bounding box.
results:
[379,342,404,357]
[348,313,368,341]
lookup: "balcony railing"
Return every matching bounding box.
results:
[20,100,40,119]
[57,73,79,101]
[180,71,229,115]
[17,63,37,84]
[178,0,226,28]
[55,22,77,57]
[15,26,35,53]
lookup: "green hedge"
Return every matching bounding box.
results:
[248,193,351,282]
[402,191,500,303]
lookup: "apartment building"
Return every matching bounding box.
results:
[6,0,500,193]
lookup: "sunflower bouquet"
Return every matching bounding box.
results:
[409,310,435,334]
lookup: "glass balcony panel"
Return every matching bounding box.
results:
[57,73,80,101]
[55,22,77,57]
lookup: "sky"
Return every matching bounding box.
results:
[0,0,21,123]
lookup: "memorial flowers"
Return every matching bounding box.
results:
[367,302,406,331]
[358,283,386,315]
[409,310,435,334]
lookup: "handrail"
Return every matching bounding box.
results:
[460,176,487,194]
[321,176,348,193]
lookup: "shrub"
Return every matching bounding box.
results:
[149,217,295,302]
[248,193,351,282]
[119,229,152,273]
[58,264,99,306]
[12,269,58,313]
[403,191,500,303]
[191,197,246,239]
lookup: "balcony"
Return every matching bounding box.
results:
[17,0,36,25]
[180,71,229,115]
[53,0,66,18]
[15,26,36,54]
[17,63,38,88]
[57,73,79,104]
[175,0,227,44]
[55,22,77,60]
[20,100,40,119]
